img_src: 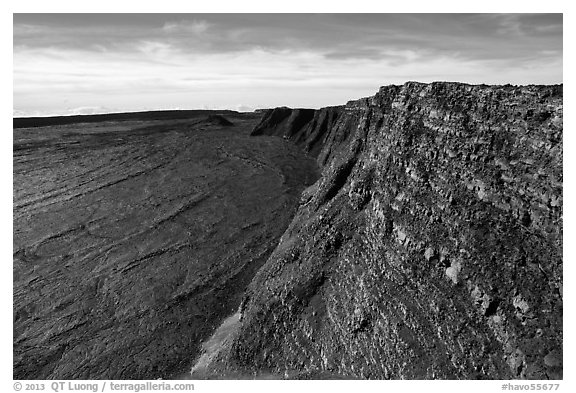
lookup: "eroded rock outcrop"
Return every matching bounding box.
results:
[251,106,344,164]
[210,82,563,379]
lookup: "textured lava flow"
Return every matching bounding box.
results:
[208,82,563,380]
[13,114,319,379]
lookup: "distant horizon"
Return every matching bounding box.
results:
[14,13,563,117]
[12,79,565,119]
[13,107,253,119]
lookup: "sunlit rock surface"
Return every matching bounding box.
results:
[209,82,563,379]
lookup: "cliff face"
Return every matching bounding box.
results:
[251,106,345,165]
[213,82,563,379]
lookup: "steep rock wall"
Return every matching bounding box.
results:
[251,106,345,164]
[214,82,563,379]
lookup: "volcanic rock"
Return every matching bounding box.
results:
[203,115,234,127]
[13,113,318,379]
[207,82,563,380]
[251,106,344,162]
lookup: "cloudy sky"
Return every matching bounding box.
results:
[13,13,562,117]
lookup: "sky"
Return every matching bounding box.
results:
[13,13,563,117]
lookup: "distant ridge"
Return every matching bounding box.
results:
[203,114,235,127]
[13,109,242,129]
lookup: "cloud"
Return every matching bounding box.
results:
[236,105,255,112]
[136,41,177,58]
[64,106,120,116]
[162,20,210,35]
[14,14,562,61]
[13,109,30,117]
[13,106,120,118]
[13,14,562,116]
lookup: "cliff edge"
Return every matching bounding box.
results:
[208,82,563,379]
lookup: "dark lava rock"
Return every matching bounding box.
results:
[251,106,344,161]
[207,82,563,380]
[203,115,234,127]
[13,110,242,129]
[13,114,319,379]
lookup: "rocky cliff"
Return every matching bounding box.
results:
[251,106,344,165]
[210,82,563,379]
